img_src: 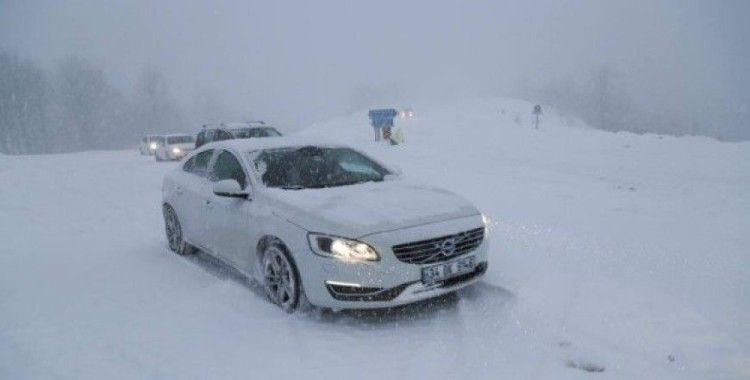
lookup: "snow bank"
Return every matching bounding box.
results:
[301,97,750,378]
[1,97,748,379]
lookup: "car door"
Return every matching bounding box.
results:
[205,149,253,266]
[178,149,215,250]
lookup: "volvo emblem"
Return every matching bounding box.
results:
[438,238,457,256]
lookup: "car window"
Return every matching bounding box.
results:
[211,150,247,188]
[264,127,282,136]
[252,146,389,189]
[230,127,282,138]
[182,155,196,172]
[196,131,205,147]
[215,130,232,141]
[167,135,195,144]
[188,149,214,177]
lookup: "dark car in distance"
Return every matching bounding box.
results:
[195,121,282,148]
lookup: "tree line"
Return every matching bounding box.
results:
[0,51,189,154]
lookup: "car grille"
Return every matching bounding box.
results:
[392,227,484,264]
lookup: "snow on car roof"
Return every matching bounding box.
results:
[201,135,345,152]
[223,122,269,128]
[146,133,195,138]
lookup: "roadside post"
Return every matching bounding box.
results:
[533,104,543,130]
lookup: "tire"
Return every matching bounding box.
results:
[162,204,195,255]
[262,242,302,313]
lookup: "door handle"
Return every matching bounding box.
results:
[204,199,213,209]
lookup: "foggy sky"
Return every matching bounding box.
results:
[1,0,748,133]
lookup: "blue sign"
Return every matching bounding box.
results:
[368,108,398,128]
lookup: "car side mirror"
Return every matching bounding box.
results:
[213,179,250,199]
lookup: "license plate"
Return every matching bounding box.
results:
[421,256,475,285]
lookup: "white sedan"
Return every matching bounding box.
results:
[161,137,488,312]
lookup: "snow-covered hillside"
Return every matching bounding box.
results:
[1,98,748,379]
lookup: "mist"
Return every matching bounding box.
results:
[1,0,748,142]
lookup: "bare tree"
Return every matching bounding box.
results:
[0,52,49,154]
[55,57,123,150]
[129,67,187,137]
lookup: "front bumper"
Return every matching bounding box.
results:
[296,214,489,310]
[325,261,487,302]
[166,150,190,160]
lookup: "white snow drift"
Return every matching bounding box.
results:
[1,97,748,379]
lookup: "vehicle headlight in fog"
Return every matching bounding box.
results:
[149,142,158,150]
[172,147,181,154]
[308,233,379,262]
[482,213,491,233]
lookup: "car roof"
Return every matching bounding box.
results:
[200,135,345,153]
[148,133,194,138]
[225,123,270,129]
[204,121,270,130]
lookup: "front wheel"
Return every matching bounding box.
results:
[162,204,194,255]
[262,243,301,313]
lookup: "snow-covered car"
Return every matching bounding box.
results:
[139,135,165,155]
[155,134,196,161]
[161,137,488,312]
[195,121,282,148]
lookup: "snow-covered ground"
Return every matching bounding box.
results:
[1,98,748,379]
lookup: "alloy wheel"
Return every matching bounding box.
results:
[263,246,298,312]
[163,205,182,253]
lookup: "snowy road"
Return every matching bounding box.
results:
[1,98,748,379]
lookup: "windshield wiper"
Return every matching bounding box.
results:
[281,185,305,190]
[323,179,377,188]
[281,179,381,190]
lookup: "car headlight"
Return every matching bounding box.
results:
[481,213,491,233]
[307,233,379,262]
[172,147,181,154]
[149,142,158,150]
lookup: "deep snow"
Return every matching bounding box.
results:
[1,98,748,379]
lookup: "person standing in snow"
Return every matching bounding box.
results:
[382,121,392,141]
[372,123,381,141]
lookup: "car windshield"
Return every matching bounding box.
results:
[167,135,195,144]
[231,127,282,138]
[250,146,390,189]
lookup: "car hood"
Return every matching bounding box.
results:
[266,179,480,238]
